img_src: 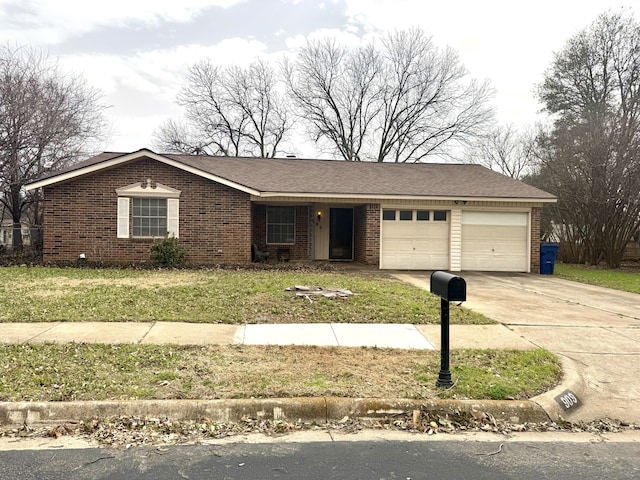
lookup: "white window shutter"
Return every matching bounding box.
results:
[167,198,179,238]
[117,197,130,238]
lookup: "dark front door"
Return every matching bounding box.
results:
[329,208,353,260]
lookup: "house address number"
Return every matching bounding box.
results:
[554,389,582,411]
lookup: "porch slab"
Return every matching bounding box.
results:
[331,323,435,349]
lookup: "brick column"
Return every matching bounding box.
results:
[365,204,380,265]
[530,207,541,273]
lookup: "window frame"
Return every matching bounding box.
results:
[131,197,168,238]
[266,205,296,245]
[433,210,448,222]
[382,208,449,223]
[416,210,430,221]
[116,181,180,239]
[382,210,396,221]
[399,210,413,221]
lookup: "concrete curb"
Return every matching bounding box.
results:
[531,355,586,422]
[0,397,550,428]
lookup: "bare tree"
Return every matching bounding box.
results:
[0,45,107,249]
[154,59,290,157]
[153,118,212,155]
[465,124,537,179]
[282,39,382,161]
[533,11,640,268]
[284,28,494,162]
[375,29,494,162]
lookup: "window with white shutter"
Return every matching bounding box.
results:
[115,181,181,239]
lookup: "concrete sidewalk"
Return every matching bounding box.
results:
[0,321,536,350]
[1,320,556,430]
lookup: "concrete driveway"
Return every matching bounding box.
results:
[394,271,640,423]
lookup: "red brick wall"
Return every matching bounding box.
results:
[251,204,310,261]
[354,203,380,265]
[530,206,541,273]
[42,157,252,265]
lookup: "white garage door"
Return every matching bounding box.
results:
[461,211,528,272]
[380,209,449,270]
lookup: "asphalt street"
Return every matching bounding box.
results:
[1,438,639,480]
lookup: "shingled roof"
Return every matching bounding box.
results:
[26,149,556,201]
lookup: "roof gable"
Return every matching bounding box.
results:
[26,149,260,196]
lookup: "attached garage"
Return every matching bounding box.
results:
[461,211,529,272]
[380,208,450,269]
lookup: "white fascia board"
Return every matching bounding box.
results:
[25,149,261,196]
[257,192,557,203]
[25,151,149,190]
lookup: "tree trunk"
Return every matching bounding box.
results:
[10,183,23,250]
[11,223,22,250]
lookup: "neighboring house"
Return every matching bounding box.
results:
[0,220,32,248]
[624,233,640,261]
[25,148,556,272]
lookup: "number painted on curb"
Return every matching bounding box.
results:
[554,389,582,411]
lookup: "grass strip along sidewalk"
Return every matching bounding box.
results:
[0,343,560,402]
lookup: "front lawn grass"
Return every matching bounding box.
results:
[555,263,640,294]
[0,266,492,324]
[0,343,560,402]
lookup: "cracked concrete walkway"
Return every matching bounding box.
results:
[394,271,640,423]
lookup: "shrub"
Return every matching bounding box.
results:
[150,237,186,267]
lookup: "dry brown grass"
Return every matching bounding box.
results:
[0,267,493,324]
[11,272,208,299]
[1,343,560,402]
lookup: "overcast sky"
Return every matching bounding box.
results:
[1,0,638,156]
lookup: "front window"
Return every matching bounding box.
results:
[116,181,180,240]
[267,206,295,244]
[132,198,167,238]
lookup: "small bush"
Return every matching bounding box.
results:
[150,237,186,267]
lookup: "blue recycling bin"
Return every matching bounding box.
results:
[540,242,560,274]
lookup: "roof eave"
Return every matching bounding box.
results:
[257,192,557,203]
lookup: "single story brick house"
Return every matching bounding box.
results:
[25,148,556,272]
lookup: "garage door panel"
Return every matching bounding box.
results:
[412,239,448,251]
[461,214,528,272]
[413,253,449,270]
[384,224,416,236]
[381,211,450,270]
[392,240,417,254]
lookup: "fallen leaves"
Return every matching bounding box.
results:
[0,414,638,448]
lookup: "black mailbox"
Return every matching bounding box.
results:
[430,271,466,302]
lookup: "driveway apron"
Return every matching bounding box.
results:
[396,271,640,423]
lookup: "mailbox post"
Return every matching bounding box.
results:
[430,271,466,388]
